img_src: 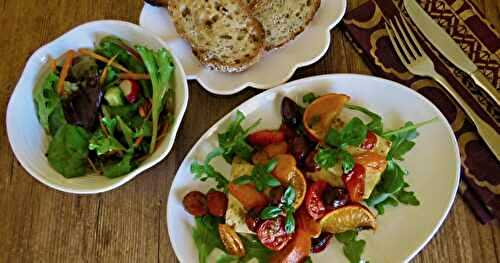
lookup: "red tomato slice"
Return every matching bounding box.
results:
[247,130,285,146]
[342,163,366,202]
[257,216,292,251]
[361,131,377,150]
[304,180,328,220]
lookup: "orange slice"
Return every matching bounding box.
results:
[303,93,350,141]
[319,204,376,234]
[272,154,306,209]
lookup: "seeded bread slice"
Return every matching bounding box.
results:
[252,0,321,50]
[168,0,265,72]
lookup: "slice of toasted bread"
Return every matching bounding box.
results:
[168,0,265,72]
[252,0,321,50]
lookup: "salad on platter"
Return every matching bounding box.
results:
[181,92,435,262]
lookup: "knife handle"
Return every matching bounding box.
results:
[432,73,500,161]
[470,70,500,106]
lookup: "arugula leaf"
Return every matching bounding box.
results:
[191,148,230,191]
[96,36,151,96]
[136,46,175,154]
[335,230,367,263]
[233,159,280,192]
[47,124,90,178]
[103,152,134,178]
[193,215,224,263]
[88,129,126,155]
[395,189,420,205]
[345,104,383,134]
[34,72,67,135]
[302,92,318,104]
[218,111,260,163]
[303,257,313,263]
[382,118,437,138]
[116,116,134,147]
[101,117,117,135]
[240,234,273,262]
[380,161,405,194]
[374,196,398,215]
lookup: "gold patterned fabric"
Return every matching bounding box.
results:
[343,0,500,223]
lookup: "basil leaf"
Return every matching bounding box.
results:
[260,206,282,219]
[315,148,338,169]
[285,209,295,234]
[338,149,355,174]
[282,186,296,207]
[345,104,383,134]
[232,175,253,185]
[325,128,342,147]
[262,174,281,188]
[341,117,368,147]
[264,159,278,173]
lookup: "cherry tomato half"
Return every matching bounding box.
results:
[257,216,292,251]
[361,131,377,150]
[342,163,366,202]
[304,180,328,220]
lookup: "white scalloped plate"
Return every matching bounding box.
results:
[167,74,460,262]
[139,1,347,95]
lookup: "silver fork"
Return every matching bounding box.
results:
[385,16,500,161]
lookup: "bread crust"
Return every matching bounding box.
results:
[252,0,321,51]
[167,0,265,72]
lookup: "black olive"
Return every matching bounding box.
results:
[281,97,301,127]
[311,232,333,253]
[322,187,349,210]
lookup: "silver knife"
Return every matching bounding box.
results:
[404,0,500,105]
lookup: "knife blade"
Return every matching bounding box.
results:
[404,0,499,105]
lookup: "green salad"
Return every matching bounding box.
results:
[34,35,176,178]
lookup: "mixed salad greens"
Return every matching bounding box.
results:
[182,92,435,262]
[34,35,176,178]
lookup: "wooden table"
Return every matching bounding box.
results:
[0,0,498,262]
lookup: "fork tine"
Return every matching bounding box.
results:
[387,19,413,64]
[393,16,418,59]
[399,15,425,56]
[385,22,409,66]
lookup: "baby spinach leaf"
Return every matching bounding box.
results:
[47,124,90,178]
[103,153,134,178]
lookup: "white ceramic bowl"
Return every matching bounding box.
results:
[167,74,460,263]
[6,20,189,194]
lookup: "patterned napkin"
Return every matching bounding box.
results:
[342,0,500,223]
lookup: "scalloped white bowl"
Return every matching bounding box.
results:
[139,0,347,95]
[6,20,189,194]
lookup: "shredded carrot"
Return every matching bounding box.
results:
[138,105,146,118]
[56,50,76,96]
[48,56,57,72]
[78,48,129,72]
[134,136,144,146]
[118,72,150,80]
[99,54,119,86]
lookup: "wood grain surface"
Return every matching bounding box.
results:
[0,0,499,262]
